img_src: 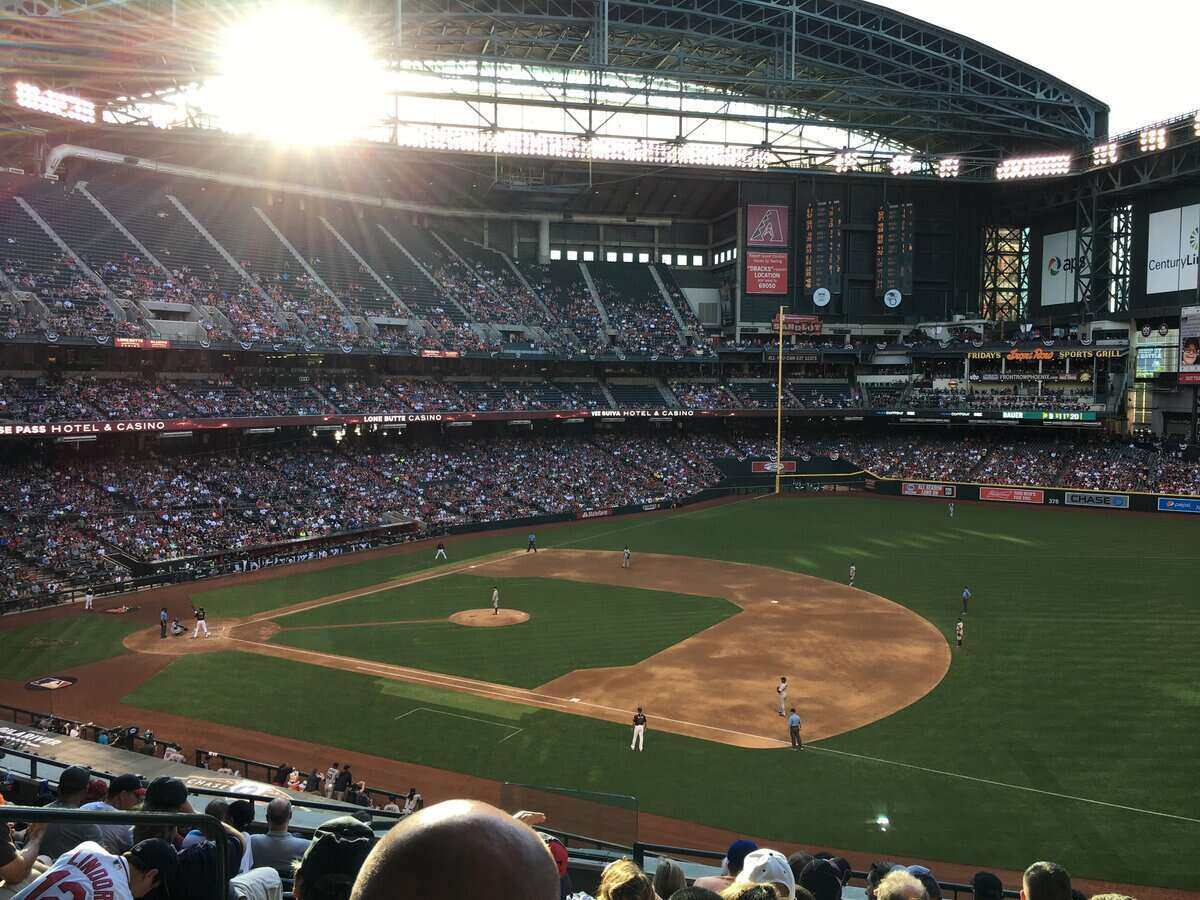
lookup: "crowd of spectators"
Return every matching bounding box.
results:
[0,763,1112,900]
[906,388,1095,411]
[594,279,687,357]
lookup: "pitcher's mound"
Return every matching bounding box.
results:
[449,609,530,627]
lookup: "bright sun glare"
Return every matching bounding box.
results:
[207,2,387,146]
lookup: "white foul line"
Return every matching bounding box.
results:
[806,745,1200,824]
[394,706,521,745]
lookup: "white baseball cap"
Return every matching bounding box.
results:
[735,848,796,899]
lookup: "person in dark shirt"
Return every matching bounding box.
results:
[333,765,352,801]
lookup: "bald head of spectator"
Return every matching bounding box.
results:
[267,798,293,832]
[349,800,558,900]
[876,871,928,900]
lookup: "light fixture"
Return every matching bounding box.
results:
[833,150,858,173]
[995,154,1071,180]
[937,157,961,179]
[1092,143,1118,167]
[889,154,915,175]
[1138,127,1167,152]
[14,82,96,124]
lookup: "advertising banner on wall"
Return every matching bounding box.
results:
[746,251,789,294]
[1147,205,1200,295]
[1064,491,1129,508]
[1179,305,1200,384]
[746,205,790,246]
[751,460,798,473]
[1041,229,1086,306]
[1158,497,1200,514]
[980,486,1045,504]
[902,482,956,498]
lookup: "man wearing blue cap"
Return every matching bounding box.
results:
[693,839,757,894]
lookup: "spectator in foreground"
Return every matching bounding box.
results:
[251,798,311,877]
[971,873,1005,900]
[39,765,103,859]
[906,867,940,900]
[595,859,654,900]
[349,800,558,900]
[799,858,843,900]
[670,890,722,900]
[654,858,687,899]
[875,871,927,900]
[13,838,178,900]
[293,816,375,900]
[693,839,757,894]
[81,773,142,853]
[181,800,228,850]
[0,820,44,886]
[787,853,814,885]
[867,863,902,900]
[1022,863,1071,900]
[735,849,796,899]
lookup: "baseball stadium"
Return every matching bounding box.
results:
[0,2,1198,900]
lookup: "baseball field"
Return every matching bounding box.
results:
[2,493,1198,892]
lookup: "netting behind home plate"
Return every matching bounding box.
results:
[501,782,638,846]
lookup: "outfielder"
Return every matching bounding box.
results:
[84,591,94,611]
[777,676,788,716]
[192,606,209,639]
[630,707,646,751]
[949,502,955,518]
[955,619,964,648]
[491,586,500,616]
[848,563,856,587]
[434,541,447,561]
[622,546,631,569]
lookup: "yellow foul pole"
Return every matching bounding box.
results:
[775,305,785,495]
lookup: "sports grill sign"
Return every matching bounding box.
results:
[902,482,956,498]
[746,205,789,247]
[751,460,798,473]
[1064,491,1129,508]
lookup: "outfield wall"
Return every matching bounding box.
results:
[719,457,1200,516]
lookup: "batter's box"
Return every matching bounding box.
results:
[395,706,523,745]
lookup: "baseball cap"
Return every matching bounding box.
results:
[800,859,843,900]
[145,776,189,810]
[59,765,91,793]
[907,866,941,900]
[128,838,179,881]
[86,778,109,802]
[725,839,758,876]
[972,872,1004,900]
[109,774,142,795]
[737,849,796,900]
[538,833,569,877]
[296,816,376,900]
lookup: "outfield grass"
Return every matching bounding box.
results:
[94,496,1200,886]
[268,575,736,687]
[0,615,143,680]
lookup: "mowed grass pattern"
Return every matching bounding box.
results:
[112,495,1200,887]
[268,575,737,687]
[0,615,143,681]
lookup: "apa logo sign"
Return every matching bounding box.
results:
[746,205,789,246]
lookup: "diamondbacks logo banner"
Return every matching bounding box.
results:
[746,205,790,247]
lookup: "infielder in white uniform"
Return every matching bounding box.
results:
[491,586,500,616]
[949,502,955,518]
[848,563,856,586]
[192,606,209,638]
[622,547,631,569]
[777,676,789,716]
[434,541,447,560]
[630,706,646,751]
[84,591,94,611]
